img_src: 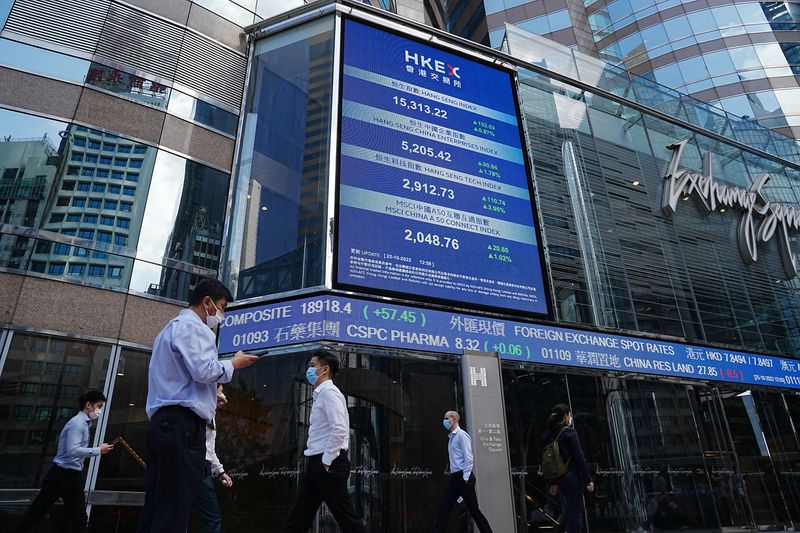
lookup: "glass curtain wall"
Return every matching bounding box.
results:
[503,361,800,533]
[226,18,335,300]
[516,65,800,357]
[0,107,232,303]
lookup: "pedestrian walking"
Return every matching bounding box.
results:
[285,351,366,533]
[542,403,594,533]
[9,390,115,532]
[137,278,258,533]
[194,384,234,532]
[433,410,493,533]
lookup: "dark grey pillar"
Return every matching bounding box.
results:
[461,350,517,533]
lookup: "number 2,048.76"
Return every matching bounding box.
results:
[404,230,459,249]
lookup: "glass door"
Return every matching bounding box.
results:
[717,386,792,530]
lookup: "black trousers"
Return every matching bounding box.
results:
[9,464,88,533]
[433,472,493,533]
[557,474,586,533]
[137,406,206,533]
[285,452,366,533]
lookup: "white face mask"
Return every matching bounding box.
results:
[205,300,224,330]
[89,408,102,420]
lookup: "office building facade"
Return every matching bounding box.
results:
[0,1,800,532]
[480,0,800,140]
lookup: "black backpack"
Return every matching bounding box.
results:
[541,426,570,480]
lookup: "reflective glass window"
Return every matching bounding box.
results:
[111,171,124,180]
[129,159,143,169]
[484,0,506,15]
[737,2,768,24]
[639,23,669,52]
[100,156,112,165]
[730,46,762,71]
[255,0,304,19]
[118,145,131,154]
[92,183,105,193]
[608,0,633,22]
[52,243,70,255]
[72,198,86,207]
[775,89,800,116]
[662,14,692,40]
[712,5,743,28]
[704,49,736,77]
[47,263,65,274]
[97,169,109,178]
[77,182,90,192]
[718,94,756,118]
[548,10,572,32]
[688,10,721,36]
[97,231,112,242]
[653,63,685,88]
[103,200,117,210]
[167,91,239,136]
[119,202,132,212]
[85,63,169,108]
[94,348,150,495]
[193,0,254,26]
[518,16,551,35]
[67,263,85,275]
[83,214,97,224]
[66,214,81,223]
[0,39,90,83]
[226,17,333,299]
[755,43,790,68]
[88,198,102,208]
[126,173,138,182]
[108,185,121,194]
[49,214,64,224]
[122,186,135,196]
[678,55,710,84]
[115,234,127,246]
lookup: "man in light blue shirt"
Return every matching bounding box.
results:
[10,390,114,533]
[137,278,257,533]
[434,410,493,533]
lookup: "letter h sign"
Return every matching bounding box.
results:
[470,366,488,387]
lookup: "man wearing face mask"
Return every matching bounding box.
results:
[434,410,493,533]
[285,351,366,533]
[9,390,114,533]
[138,278,258,533]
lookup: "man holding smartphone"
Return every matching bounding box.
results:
[137,278,259,533]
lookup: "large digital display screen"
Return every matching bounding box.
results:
[335,20,549,316]
[218,294,800,391]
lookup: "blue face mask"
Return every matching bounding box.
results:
[443,418,451,431]
[306,367,318,386]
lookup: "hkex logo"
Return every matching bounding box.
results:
[404,50,461,79]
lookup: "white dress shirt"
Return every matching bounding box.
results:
[304,380,349,466]
[146,309,234,422]
[448,426,474,481]
[206,421,224,476]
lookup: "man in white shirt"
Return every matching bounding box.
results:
[434,410,493,533]
[194,384,233,532]
[285,352,365,533]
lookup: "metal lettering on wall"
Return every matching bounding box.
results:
[663,138,800,279]
[219,295,800,390]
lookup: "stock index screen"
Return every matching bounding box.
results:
[336,19,549,316]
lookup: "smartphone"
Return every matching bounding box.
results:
[249,348,270,357]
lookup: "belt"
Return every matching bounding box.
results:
[154,405,205,423]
